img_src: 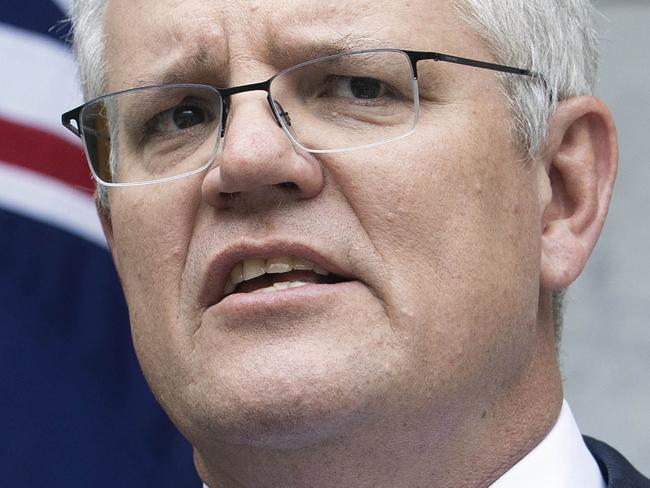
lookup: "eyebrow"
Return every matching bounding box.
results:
[130,50,219,88]
[265,32,395,68]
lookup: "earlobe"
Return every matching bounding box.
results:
[539,96,618,290]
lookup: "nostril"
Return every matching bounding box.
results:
[220,191,241,202]
[277,182,298,191]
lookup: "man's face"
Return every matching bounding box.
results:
[103,0,546,450]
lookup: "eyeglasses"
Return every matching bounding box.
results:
[61,48,542,187]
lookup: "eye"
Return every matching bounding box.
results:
[172,104,207,129]
[144,101,215,137]
[324,76,391,100]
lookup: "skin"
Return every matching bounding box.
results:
[99,0,618,487]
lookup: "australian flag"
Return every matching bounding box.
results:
[0,1,199,486]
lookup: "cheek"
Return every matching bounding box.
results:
[109,182,201,353]
[334,111,541,379]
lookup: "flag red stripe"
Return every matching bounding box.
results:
[0,117,94,192]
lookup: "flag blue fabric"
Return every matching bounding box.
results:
[0,2,199,486]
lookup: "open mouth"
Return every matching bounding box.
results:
[223,256,347,297]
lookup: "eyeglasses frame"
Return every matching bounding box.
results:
[61,48,545,187]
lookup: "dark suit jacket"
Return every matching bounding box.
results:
[584,437,650,487]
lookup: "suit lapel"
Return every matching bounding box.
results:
[584,436,650,488]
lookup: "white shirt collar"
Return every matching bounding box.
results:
[202,400,605,488]
[489,399,605,488]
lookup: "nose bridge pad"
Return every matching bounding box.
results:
[271,97,296,139]
[220,98,230,138]
[266,94,284,128]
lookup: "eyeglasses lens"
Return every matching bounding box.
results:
[270,50,417,152]
[80,85,222,185]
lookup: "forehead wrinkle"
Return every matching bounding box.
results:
[276,1,373,28]
[107,0,234,90]
[257,0,389,66]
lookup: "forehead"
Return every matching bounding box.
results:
[104,0,487,90]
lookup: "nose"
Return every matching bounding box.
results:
[201,93,324,209]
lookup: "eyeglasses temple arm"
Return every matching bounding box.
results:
[408,50,549,92]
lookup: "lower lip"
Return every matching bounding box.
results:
[209,280,366,314]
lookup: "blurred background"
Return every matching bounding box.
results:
[0,0,648,486]
[562,0,650,475]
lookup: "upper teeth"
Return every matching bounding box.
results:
[223,256,330,295]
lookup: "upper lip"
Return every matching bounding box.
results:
[199,240,356,307]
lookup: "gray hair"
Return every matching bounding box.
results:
[70,0,107,103]
[455,0,600,157]
[69,0,601,340]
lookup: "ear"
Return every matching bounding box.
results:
[539,96,618,290]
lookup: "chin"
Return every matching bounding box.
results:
[174,384,376,451]
[214,405,369,451]
[160,349,394,451]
